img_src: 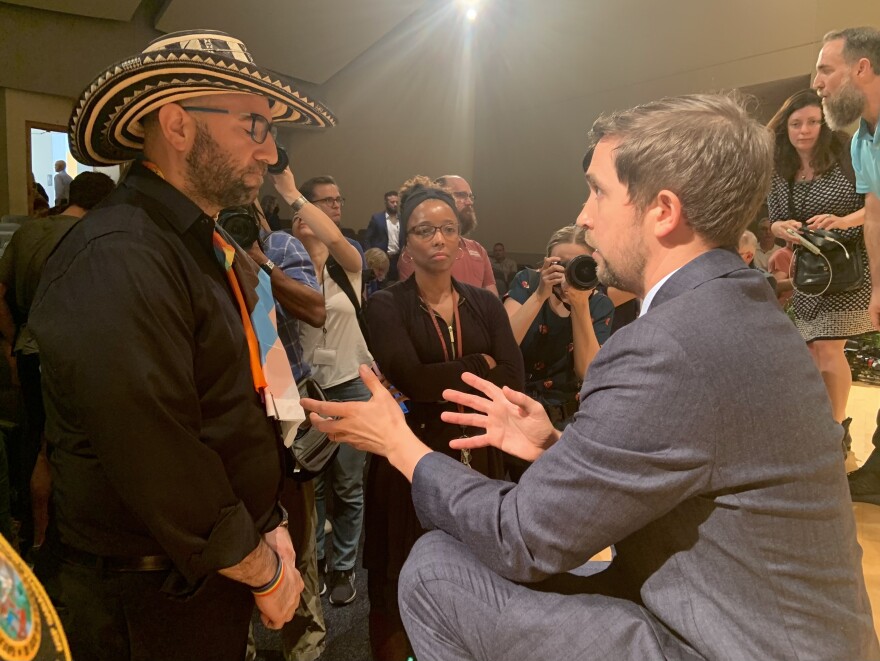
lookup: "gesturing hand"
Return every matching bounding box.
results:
[441,372,560,462]
[301,365,431,480]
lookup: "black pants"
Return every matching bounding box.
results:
[46,551,254,661]
[13,351,45,549]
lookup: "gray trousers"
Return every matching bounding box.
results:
[398,531,705,661]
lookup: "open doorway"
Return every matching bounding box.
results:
[26,122,120,215]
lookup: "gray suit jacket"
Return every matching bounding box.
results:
[411,248,878,660]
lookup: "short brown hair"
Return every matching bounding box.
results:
[587,93,773,249]
[300,175,338,201]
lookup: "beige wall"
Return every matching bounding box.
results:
[1,0,879,235]
[272,0,880,253]
[271,4,478,234]
[470,0,880,254]
[2,89,74,216]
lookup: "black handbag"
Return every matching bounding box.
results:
[791,227,864,296]
[785,174,864,297]
[287,376,338,482]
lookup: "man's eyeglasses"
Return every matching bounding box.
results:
[409,224,459,241]
[451,191,476,203]
[180,106,277,144]
[311,196,346,207]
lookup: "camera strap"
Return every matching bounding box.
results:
[553,287,572,312]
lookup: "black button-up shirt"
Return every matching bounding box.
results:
[30,161,283,584]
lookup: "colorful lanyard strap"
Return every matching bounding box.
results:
[419,287,472,467]
[142,160,266,394]
[212,230,268,394]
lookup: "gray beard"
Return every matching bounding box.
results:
[823,85,866,130]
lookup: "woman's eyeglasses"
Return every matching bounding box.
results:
[409,224,459,240]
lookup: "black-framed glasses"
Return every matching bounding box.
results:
[409,224,459,241]
[451,191,476,203]
[310,196,346,207]
[180,106,277,144]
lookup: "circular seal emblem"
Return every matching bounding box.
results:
[0,535,69,661]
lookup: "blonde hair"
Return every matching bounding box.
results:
[739,230,758,252]
[365,247,390,270]
[546,225,590,257]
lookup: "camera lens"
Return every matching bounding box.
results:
[217,206,260,248]
[564,254,599,290]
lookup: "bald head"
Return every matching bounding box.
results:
[54,160,66,172]
[436,174,477,235]
[738,230,758,265]
[140,92,277,217]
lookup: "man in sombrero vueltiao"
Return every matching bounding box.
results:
[28,30,337,660]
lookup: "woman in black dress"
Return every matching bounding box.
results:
[364,176,524,660]
[767,89,870,444]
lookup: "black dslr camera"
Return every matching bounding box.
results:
[217,205,260,249]
[559,254,599,290]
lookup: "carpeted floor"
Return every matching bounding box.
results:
[253,563,371,661]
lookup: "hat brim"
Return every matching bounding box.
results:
[69,51,337,165]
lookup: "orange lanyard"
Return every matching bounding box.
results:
[143,160,266,394]
[419,287,472,466]
[212,231,268,394]
[420,289,463,362]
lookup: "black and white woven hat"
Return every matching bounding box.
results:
[69,29,337,165]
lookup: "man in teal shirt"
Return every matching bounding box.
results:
[814,26,880,502]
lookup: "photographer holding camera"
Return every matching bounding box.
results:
[504,225,613,429]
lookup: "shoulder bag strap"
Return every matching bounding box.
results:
[325,256,371,349]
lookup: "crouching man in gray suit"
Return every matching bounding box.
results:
[302,94,879,660]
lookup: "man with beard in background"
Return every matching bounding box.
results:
[397,174,498,295]
[28,30,338,660]
[814,26,880,503]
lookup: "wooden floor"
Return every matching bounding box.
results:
[848,382,880,636]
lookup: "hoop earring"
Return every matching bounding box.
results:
[455,245,465,260]
[403,251,414,264]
